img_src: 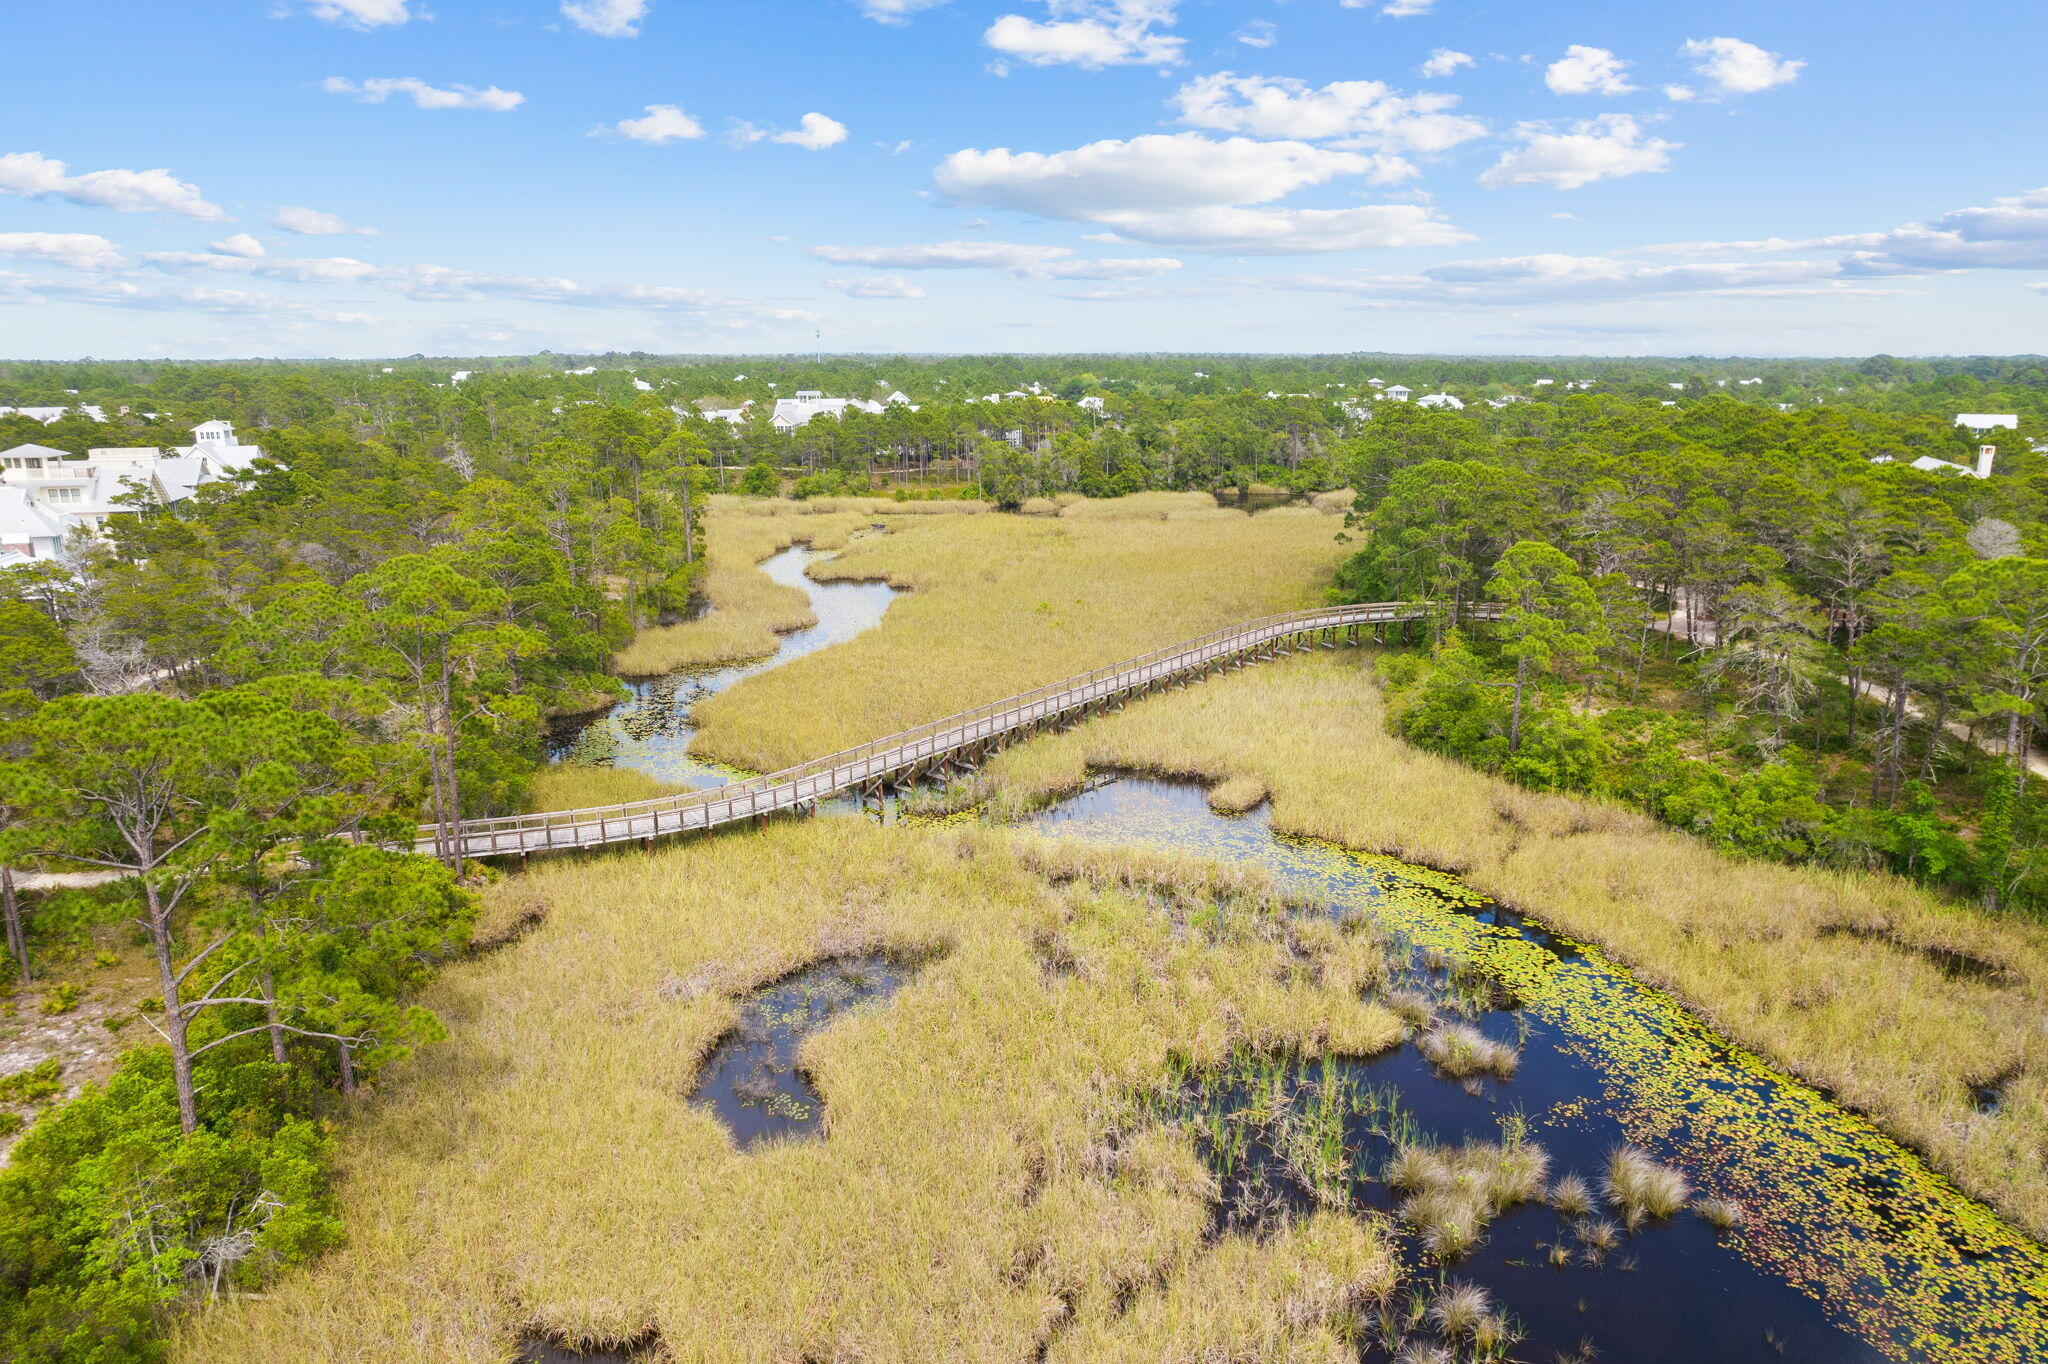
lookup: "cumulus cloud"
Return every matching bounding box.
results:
[1479,115,1677,190]
[272,205,380,236]
[984,1,1184,69]
[322,77,524,111]
[0,232,126,271]
[561,0,649,37]
[775,113,849,150]
[827,275,927,298]
[595,104,705,144]
[1545,45,1636,96]
[1681,37,1804,96]
[1234,19,1276,48]
[940,133,1404,216]
[1171,72,1485,154]
[934,132,1466,253]
[208,233,268,258]
[1418,49,1473,78]
[1373,0,1438,17]
[1843,187,2048,274]
[293,0,412,28]
[0,151,227,221]
[809,239,1181,278]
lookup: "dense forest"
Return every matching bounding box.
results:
[0,350,2043,1358]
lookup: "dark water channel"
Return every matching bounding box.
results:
[1022,776,2048,1364]
[547,545,899,789]
[689,954,923,1149]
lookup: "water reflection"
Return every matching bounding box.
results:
[1024,776,2047,1364]
[548,546,899,789]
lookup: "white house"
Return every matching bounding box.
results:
[451,370,473,384]
[1417,393,1464,410]
[0,421,266,558]
[1739,377,1764,386]
[1955,413,2019,432]
[1077,395,1106,412]
[1901,445,2000,479]
[769,392,886,432]
[0,406,74,425]
[1383,385,1413,403]
[1533,378,1555,387]
[633,378,655,392]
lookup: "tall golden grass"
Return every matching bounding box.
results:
[176,819,1404,1361]
[968,652,2048,1238]
[688,500,1350,772]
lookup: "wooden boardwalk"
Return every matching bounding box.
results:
[420,601,1491,862]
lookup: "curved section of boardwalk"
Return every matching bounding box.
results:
[423,601,1491,861]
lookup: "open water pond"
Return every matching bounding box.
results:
[1024,775,2048,1364]
[689,953,923,1149]
[547,545,899,788]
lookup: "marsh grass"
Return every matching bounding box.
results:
[688,500,1347,772]
[955,651,2048,1238]
[1388,1135,1551,1263]
[1205,775,1268,816]
[1604,1146,1690,1229]
[1417,1022,1520,1080]
[178,819,1411,1361]
[525,763,684,813]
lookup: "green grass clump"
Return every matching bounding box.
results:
[1605,1145,1690,1229]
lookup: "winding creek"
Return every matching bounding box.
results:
[1022,776,2048,1364]
[546,545,900,788]
[537,544,2044,1361]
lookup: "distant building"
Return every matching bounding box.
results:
[1077,395,1106,412]
[770,391,885,431]
[1955,413,2019,432]
[1383,385,1413,403]
[0,420,265,558]
[1417,393,1465,410]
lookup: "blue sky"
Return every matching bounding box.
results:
[1,0,2042,359]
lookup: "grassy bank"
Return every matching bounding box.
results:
[688,495,1350,772]
[176,819,1403,1361]
[966,650,2048,1239]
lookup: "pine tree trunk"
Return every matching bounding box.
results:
[146,878,200,1136]
[1508,655,1528,754]
[337,1040,357,1095]
[0,865,27,983]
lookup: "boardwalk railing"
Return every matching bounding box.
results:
[422,600,1495,861]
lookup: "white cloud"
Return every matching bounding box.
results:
[1663,84,1697,102]
[143,249,817,327]
[597,104,706,144]
[294,0,412,28]
[774,113,849,150]
[940,133,1409,216]
[1374,0,1437,16]
[561,0,649,37]
[1259,253,1887,307]
[208,233,267,258]
[0,271,380,326]
[827,275,927,298]
[1171,72,1485,153]
[272,205,380,236]
[321,77,525,112]
[808,239,1181,277]
[1545,45,1636,96]
[1681,37,1804,96]
[0,151,227,221]
[1479,115,1677,190]
[1019,255,1182,279]
[859,0,953,19]
[984,1,1184,69]
[1417,49,1473,78]
[0,232,126,271]
[934,132,1465,253]
[1085,204,1466,253]
[1843,187,2048,274]
[812,240,1072,269]
[1235,19,1276,48]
